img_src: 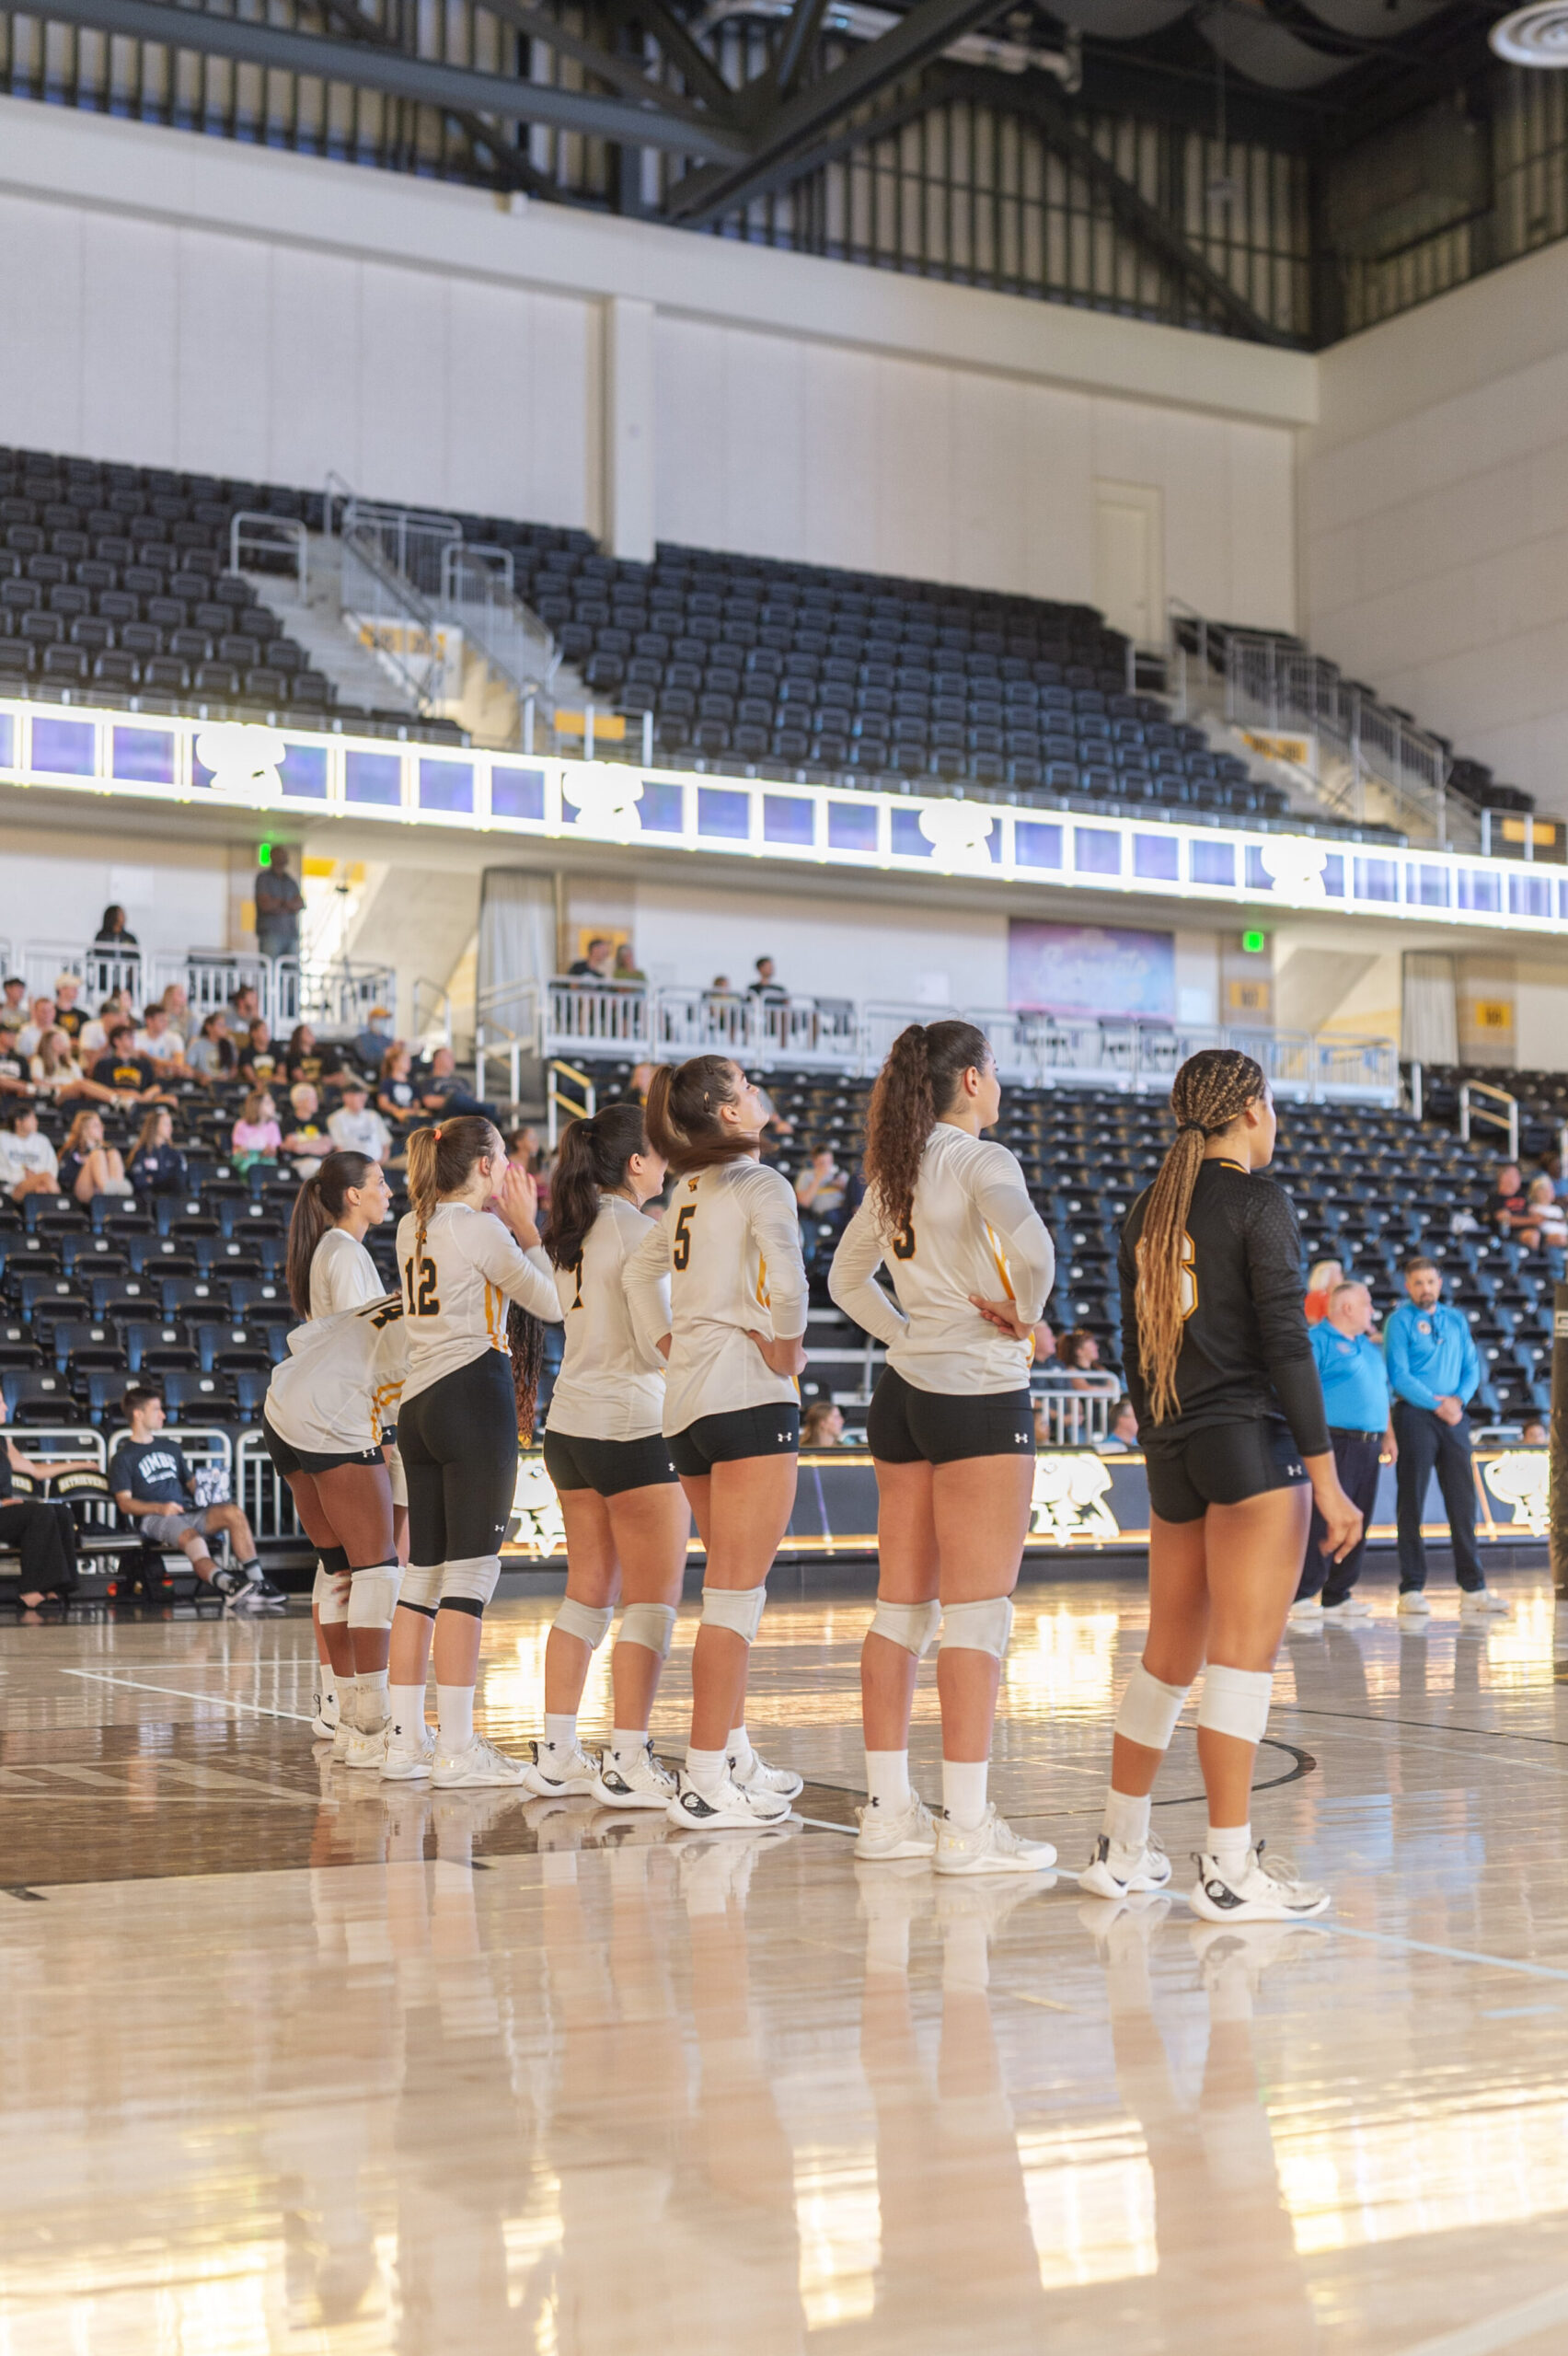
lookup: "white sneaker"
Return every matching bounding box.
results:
[329,1715,353,1763]
[1460,1588,1510,1616]
[341,1721,388,1772]
[665,1768,790,1831]
[380,1720,436,1782]
[932,1804,1056,1878]
[1286,1599,1323,1624]
[1397,1590,1433,1618]
[1321,1594,1372,1620]
[431,1735,530,1790]
[1189,1841,1331,1923]
[522,1739,600,1798]
[730,1747,803,1801]
[311,1687,340,1741]
[1078,1830,1172,1900]
[591,1740,677,1811]
[854,1792,938,1863]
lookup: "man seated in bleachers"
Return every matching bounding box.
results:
[1097,1398,1140,1453]
[0,1031,37,1102]
[109,1388,283,1609]
[15,995,56,1060]
[0,1104,59,1200]
[794,1145,849,1221]
[134,1002,188,1076]
[0,976,27,1035]
[90,1021,175,1106]
[52,975,85,1044]
[327,1078,390,1164]
[1487,1161,1528,1235]
[415,1045,497,1126]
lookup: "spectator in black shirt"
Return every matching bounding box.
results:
[0,1388,98,1606]
[1083,1046,1359,1926]
[0,1034,36,1100]
[52,974,85,1041]
[238,1018,280,1089]
[377,1044,418,1134]
[128,1105,189,1196]
[282,1022,353,1091]
[90,1022,174,1105]
[748,954,787,1003]
[0,976,28,1033]
[110,1388,282,1606]
[254,849,304,962]
[415,1046,497,1124]
[94,904,137,947]
[567,937,615,982]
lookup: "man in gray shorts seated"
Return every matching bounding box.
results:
[109,1388,285,1610]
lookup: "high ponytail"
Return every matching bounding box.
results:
[644,1055,757,1176]
[863,1019,991,1239]
[1136,1047,1266,1425]
[544,1102,649,1270]
[285,1149,378,1316]
[405,1114,498,1253]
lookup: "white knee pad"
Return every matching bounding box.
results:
[439,1555,502,1616]
[1113,1662,1190,1752]
[701,1584,767,1646]
[313,1561,351,1625]
[617,1602,677,1659]
[399,1560,444,1614]
[940,1596,1014,1660]
[554,1596,615,1649]
[1197,1663,1273,1745]
[870,1598,942,1658]
[347,1562,401,1633]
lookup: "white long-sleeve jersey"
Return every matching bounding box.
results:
[623,1158,807,1434]
[265,1292,408,1454]
[545,1195,669,1442]
[309,1226,385,1319]
[828,1124,1055,1395]
[395,1201,562,1405]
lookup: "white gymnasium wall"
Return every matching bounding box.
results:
[0,827,231,966]
[1299,235,1568,816]
[0,98,1309,620]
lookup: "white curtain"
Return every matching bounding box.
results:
[478,869,555,1034]
[1402,952,1458,1065]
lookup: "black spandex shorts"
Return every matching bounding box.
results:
[397,1351,520,1565]
[867,1367,1035,1466]
[543,1427,678,1497]
[1142,1416,1309,1525]
[262,1415,385,1478]
[668,1402,801,1478]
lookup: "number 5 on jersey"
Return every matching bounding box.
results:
[672,1203,697,1272]
[404,1253,440,1315]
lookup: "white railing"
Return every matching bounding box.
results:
[479,978,1401,1103]
[14,942,394,1038]
[1459,1079,1519,1163]
[228,513,308,595]
[1033,1381,1119,1448]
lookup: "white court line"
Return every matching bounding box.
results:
[1397,2280,1568,2355]
[62,1669,315,1725]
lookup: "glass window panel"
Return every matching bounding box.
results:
[697,787,749,840]
[764,794,815,848]
[1354,856,1399,903]
[1413,863,1450,907]
[1510,872,1551,919]
[1244,846,1273,891]
[640,780,684,834]
[345,750,403,807]
[1074,827,1122,876]
[490,764,545,821]
[1321,853,1344,897]
[419,758,474,814]
[0,712,13,768]
[827,800,877,853]
[1458,867,1501,914]
[112,725,175,785]
[890,809,932,859]
[30,716,96,777]
[1014,821,1063,870]
[1190,839,1235,888]
[1134,834,1180,883]
[279,743,328,800]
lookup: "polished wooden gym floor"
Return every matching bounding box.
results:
[4,1564,1568,2354]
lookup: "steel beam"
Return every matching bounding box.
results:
[768,0,833,98]
[472,0,724,129]
[0,0,753,156]
[602,0,740,118]
[311,0,558,195]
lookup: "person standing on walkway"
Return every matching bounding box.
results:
[1288,1281,1393,1624]
[1384,1256,1505,1620]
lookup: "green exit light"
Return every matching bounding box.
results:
[1241,929,1266,954]
[258,842,273,868]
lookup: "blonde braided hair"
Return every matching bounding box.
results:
[1136,1047,1266,1426]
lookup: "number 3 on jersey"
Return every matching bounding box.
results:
[891,1218,916,1261]
[672,1203,697,1273]
[1179,1230,1197,1320]
[403,1253,440,1316]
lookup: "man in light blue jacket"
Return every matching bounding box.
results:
[1384,1257,1503,1618]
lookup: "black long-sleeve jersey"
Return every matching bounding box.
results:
[1118,1159,1329,1457]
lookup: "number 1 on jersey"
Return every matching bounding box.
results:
[673,1203,697,1272]
[404,1254,440,1316]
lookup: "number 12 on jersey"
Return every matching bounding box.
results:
[404,1254,440,1316]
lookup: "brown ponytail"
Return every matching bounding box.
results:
[285,1149,379,1317]
[863,1020,991,1239]
[1136,1047,1266,1425]
[644,1056,757,1176]
[544,1103,648,1270]
[405,1114,499,1252]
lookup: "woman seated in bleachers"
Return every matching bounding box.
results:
[186,1011,238,1086]
[128,1105,189,1197]
[376,1043,418,1136]
[232,1088,282,1171]
[57,1108,133,1205]
[29,1026,121,1109]
[0,1105,59,1201]
[238,1018,280,1091]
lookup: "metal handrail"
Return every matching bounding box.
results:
[339,524,447,713]
[1459,1079,1519,1163]
[227,513,307,594]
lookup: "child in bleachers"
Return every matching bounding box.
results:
[233,1088,282,1170]
[128,1106,189,1197]
[377,1045,418,1136]
[282,1082,327,1178]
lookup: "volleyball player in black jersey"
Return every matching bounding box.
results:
[1080,1048,1362,1922]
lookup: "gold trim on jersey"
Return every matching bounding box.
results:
[484,1278,505,1348]
[983,1220,1035,1364]
[755,1251,770,1310]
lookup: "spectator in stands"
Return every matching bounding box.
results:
[376,1044,418,1134]
[1488,1162,1528,1235]
[30,1028,120,1109]
[352,1003,395,1073]
[1097,1397,1140,1453]
[328,1079,390,1165]
[133,1003,187,1075]
[795,1145,849,1219]
[254,849,303,962]
[110,1389,277,1606]
[613,941,645,984]
[282,1081,327,1178]
[58,1109,132,1205]
[1517,1174,1566,1259]
[283,1022,353,1091]
[160,982,190,1033]
[1523,1416,1548,1445]
[709,974,734,995]
[0,1388,88,1609]
[186,1011,236,1084]
[504,1126,550,1214]
[0,1105,58,1200]
[238,1018,280,1089]
[232,1089,282,1170]
[1304,1257,1344,1323]
[52,975,84,1042]
[1056,1328,1102,1389]
[15,995,55,1059]
[229,983,261,1028]
[94,905,137,948]
[91,1022,174,1105]
[79,989,132,1060]
[801,1400,845,1447]
[567,937,615,981]
[1385,1255,1494,1614]
[1032,1397,1055,1447]
[416,1046,497,1124]
[1032,1319,1057,1371]
[628,1062,654,1103]
[0,1031,37,1100]
[0,977,27,1033]
[748,955,787,1004]
[127,1106,189,1197]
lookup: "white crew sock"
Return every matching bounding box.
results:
[389,1682,426,1741]
[610,1727,649,1763]
[339,1674,361,1727]
[357,1669,389,1730]
[1104,1787,1152,1854]
[865,1750,912,1814]
[437,1684,475,1750]
[728,1725,755,1775]
[1206,1820,1251,1879]
[686,1743,729,1796]
[941,1759,988,1831]
[544,1712,578,1756]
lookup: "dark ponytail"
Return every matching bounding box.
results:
[544,1103,650,1270]
[285,1149,378,1316]
[863,1020,991,1239]
[644,1056,757,1176]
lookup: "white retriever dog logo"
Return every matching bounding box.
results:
[1030,1451,1120,1542]
[1482,1449,1549,1537]
[563,766,644,840]
[510,1454,567,1557]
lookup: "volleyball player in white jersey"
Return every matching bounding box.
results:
[265,1150,402,1763]
[624,1057,808,1832]
[527,1101,689,1808]
[829,1020,1058,1877]
[380,1115,562,1789]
